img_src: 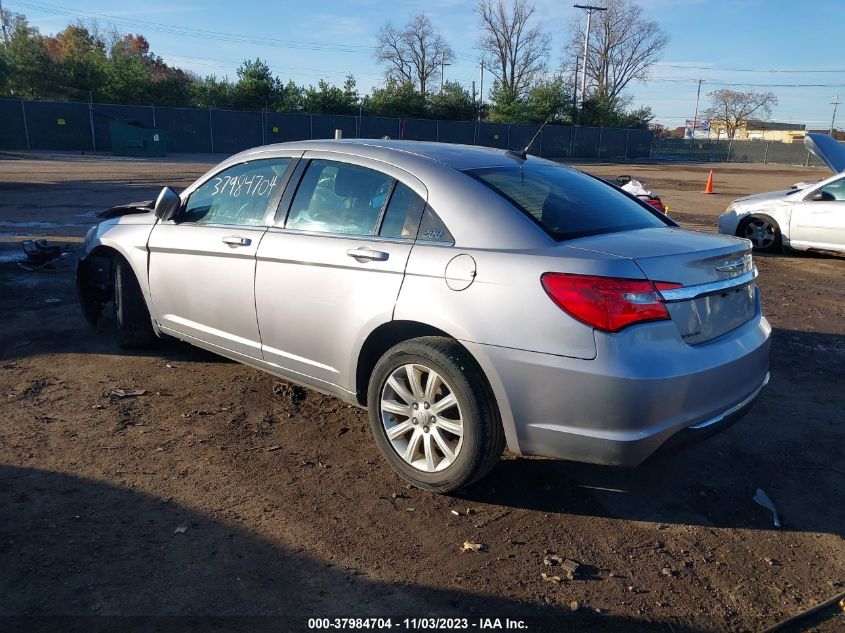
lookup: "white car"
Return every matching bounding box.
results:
[718,134,845,254]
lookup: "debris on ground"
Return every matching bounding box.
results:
[753,488,782,528]
[460,541,487,552]
[569,601,579,612]
[473,509,511,528]
[563,559,581,574]
[273,382,307,404]
[109,389,147,398]
[543,553,563,566]
[173,524,188,534]
[541,572,562,583]
[17,239,73,271]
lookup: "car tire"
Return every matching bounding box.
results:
[113,257,155,349]
[367,337,504,493]
[739,214,782,253]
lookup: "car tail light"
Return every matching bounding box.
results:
[541,273,682,333]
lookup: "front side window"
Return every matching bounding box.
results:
[180,158,291,226]
[467,164,669,241]
[286,160,393,236]
[816,176,845,201]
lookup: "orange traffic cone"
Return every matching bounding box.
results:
[703,170,714,194]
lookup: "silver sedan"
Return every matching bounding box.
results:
[78,140,771,492]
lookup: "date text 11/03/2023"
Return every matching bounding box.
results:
[307,618,529,630]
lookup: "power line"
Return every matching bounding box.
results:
[647,77,845,88]
[14,0,482,62]
[13,0,375,53]
[655,63,845,74]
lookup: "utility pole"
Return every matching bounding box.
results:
[573,4,607,108]
[830,95,840,136]
[439,51,451,93]
[572,54,580,111]
[690,78,703,145]
[478,60,484,121]
[0,0,9,45]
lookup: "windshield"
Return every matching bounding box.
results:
[467,164,670,241]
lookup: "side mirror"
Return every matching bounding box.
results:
[154,187,181,221]
[810,190,835,202]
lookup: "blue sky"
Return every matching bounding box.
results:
[11,0,845,129]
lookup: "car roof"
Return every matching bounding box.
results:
[235,138,556,171]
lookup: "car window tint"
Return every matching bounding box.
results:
[467,164,668,241]
[819,176,845,201]
[379,182,426,239]
[286,160,393,236]
[181,159,290,226]
[417,206,454,244]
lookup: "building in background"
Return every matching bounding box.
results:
[708,120,807,143]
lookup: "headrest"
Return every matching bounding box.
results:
[334,167,383,200]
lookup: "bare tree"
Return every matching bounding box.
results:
[565,0,668,102]
[476,0,550,99]
[375,14,453,96]
[704,89,778,140]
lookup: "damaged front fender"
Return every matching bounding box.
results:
[76,253,113,325]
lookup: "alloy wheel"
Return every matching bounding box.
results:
[743,218,776,249]
[379,363,464,472]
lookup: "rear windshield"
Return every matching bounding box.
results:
[467,164,669,241]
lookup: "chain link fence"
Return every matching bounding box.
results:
[2,98,835,167]
[651,137,829,168]
[0,98,654,160]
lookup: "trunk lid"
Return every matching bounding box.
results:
[567,227,757,344]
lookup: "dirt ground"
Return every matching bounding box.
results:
[0,152,843,632]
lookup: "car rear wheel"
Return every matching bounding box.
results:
[367,337,504,493]
[740,215,782,253]
[113,258,155,349]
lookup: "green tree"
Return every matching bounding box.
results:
[364,77,426,118]
[276,80,304,112]
[232,58,279,110]
[191,74,234,109]
[523,77,571,123]
[427,81,476,120]
[302,78,357,114]
[0,13,54,98]
[578,91,653,128]
[102,42,152,103]
[45,25,108,100]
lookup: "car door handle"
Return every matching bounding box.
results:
[347,247,389,261]
[222,236,251,247]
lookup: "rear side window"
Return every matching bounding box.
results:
[467,164,668,241]
[380,182,426,239]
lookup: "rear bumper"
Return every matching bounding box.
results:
[465,310,771,467]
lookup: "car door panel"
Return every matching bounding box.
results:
[148,224,267,356]
[148,156,297,358]
[790,176,845,251]
[256,232,412,387]
[255,153,427,392]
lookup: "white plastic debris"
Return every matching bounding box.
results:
[621,179,653,197]
[753,488,782,528]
